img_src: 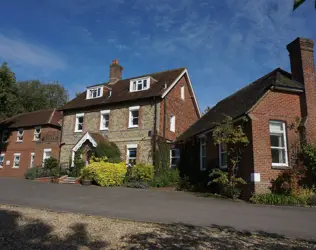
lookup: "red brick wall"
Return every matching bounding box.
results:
[159,74,200,141]
[249,90,302,193]
[0,126,60,178]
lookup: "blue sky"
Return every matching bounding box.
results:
[0,0,315,111]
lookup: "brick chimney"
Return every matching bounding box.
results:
[109,59,123,84]
[287,37,316,142]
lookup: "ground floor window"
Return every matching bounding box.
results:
[30,153,35,168]
[219,143,228,169]
[0,154,4,168]
[170,148,180,168]
[200,136,206,171]
[43,149,52,167]
[269,121,288,167]
[127,144,137,166]
[13,153,21,168]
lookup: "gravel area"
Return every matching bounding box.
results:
[0,205,315,249]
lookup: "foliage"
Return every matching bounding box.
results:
[69,149,85,177]
[293,0,315,10]
[81,162,127,187]
[153,137,171,173]
[89,154,108,163]
[301,143,316,187]
[250,190,313,206]
[209,168,246,199]
[177,175,193,191]
[24,167,38,180]
[124,181,149,189]
[130,163,154,182]
[151,169,180,187]
[309,194,316,205]
[95,142,121,163]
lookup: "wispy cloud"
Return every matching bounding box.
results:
[0,33,67,71]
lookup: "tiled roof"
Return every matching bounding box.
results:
[177,68,304,141]
[0,109,62,129]
[61,68,186,111]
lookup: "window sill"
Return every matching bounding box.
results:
[200,168,206,171]
[219,166,228,170]
[74,131,83,133]
[128,126,139,129]
[16,141,23,143]
[32,140,40,142]
[272,165,290,170]
[100,128,109,131]
[12,167,19,169]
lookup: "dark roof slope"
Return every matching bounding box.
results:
[61,68,185,111]
[0,109,62,129]
[177,68,303,141]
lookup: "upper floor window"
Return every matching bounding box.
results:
[1,130,8,143]
[128,106,139,128]
[0,154,4,168]
[219,143,228,169]
[200,136,206,171]
[86,87,103,99]
[181,85,185,100]
[100,110,110,130]
[17,129,23,142]
[270,121,288,167]
[75,113,84,132]
[34,126,41,141]
[130,77,150,92]
[170,115,176,132]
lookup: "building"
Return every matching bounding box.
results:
[0,109,62,177]
[177,37,316,196]
[59,60,200,167]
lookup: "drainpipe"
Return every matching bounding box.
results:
[153,97,157,166]
[163,97,167,138]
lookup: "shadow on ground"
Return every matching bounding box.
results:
[0,209,108,250]
[0,208,315,250]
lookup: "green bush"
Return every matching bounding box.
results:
[209,168,246,199]
[124,181,149,189]
[151,169,180,187]
[95,142,121,163]
[81,162,127,187]
[250,191,313,206]
[24,167,38,180]
[131,163,154,182]
[301,143,316,187]
[177,175,193,191]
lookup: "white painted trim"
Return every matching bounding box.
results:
[126,144,138,164]
[251,173,261,182]
[33,126,41,141]
[75,113,84,132]
[100,110,110,130]
[42,148,52,167]
[170,115,176,132]
[128,107,140,128]
[44,148,52,152]
[71,132,98,166]
[129,77,151,92]
[30,152,35,168]
[180,85,185,100]
[86,86,104,99]
[76,113,84,117]
[1,130,8,143]
[16,128,24,142]
[161,69,201,117]
[269,121,288,167]
[13,153,21,168]
[129,106,140,110]
[127,144,138,149]
[0,153,4,168]
[100,110,110,114]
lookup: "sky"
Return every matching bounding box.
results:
[0,0,315,111]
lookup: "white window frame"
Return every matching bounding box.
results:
[129,77,150,92]
[0,154,4,168]
[128,106,140,128]
[42,148,52,167]
[200,136,206,171]
[86,86,103,99]
[170,148,180,168]
[100,110,110,130]
[181,85,185,100]
[33,126,41,141]
[1,130,8,143]
[30,152,35,168]
[13,153,21,168]
[219,143,228,169]
[16,128,23,142]
[126,144,138,166]
[170,115,176,132]
[269,121,288,167]
[75,113,84,132]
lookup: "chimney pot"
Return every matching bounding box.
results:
[109,59,123,84]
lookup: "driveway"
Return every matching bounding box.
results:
[0,178,315,240]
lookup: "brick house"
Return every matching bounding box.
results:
[0,109,62,177]
[177,37,316,196]
[59,60,200,167]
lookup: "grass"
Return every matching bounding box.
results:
[0,204,315,249]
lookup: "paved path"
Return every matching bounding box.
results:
[0,178,315,240]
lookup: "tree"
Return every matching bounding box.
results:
[209,116,249,199]
[293,0,316,10]
[201,106,211,116]
[0,63,23,120]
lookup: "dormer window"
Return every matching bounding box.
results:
[130,77,150,92]
[86,86,103,99]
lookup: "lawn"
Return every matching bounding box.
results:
[0,205,315,249]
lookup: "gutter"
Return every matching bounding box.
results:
[271,86,304,93]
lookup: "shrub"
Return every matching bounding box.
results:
[177,175,193,191]
[124,181,149,189]
[309,194,316,206]
[130,163,154,182]
[301,143,316,187]
[95,142,121,163]
[151,169,180,187]
[250,192,313,206]
[43,157,58,170]
[81,162,127,187]
[24,167,38,180]
[209,168,246,199]
[89,154,108,163]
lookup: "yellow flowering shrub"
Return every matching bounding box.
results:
[82,162,127,187]
[131,163,154,182]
